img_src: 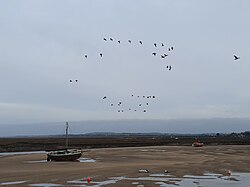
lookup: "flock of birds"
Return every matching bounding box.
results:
[102,94,156,113]
[69,37,241,114]
[74,37,173,113]
[82,37,175,71]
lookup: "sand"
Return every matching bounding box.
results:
[0,145,250,186]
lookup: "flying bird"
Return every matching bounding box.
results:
[234,55,240,60]
[110,38,113,41]
[100,53,103,57]
[103,96,107,99]
[75,79,78,82]
[166,65,172,71]
[154,43,157,47]
[128,40,131,43]
[111,104,113,106]
[171,46,174,50]
[164,54,168,57]
[161,43,164,47]
[118,40,121,44]
[152,52,156,56]
[161,55,165,58]
[103,38,107,41]
[69,80,72,83]
[84,55,88,58]
[139,41,143,45]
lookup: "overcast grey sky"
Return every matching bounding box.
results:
[0,0,250,135]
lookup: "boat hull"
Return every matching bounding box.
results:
[47,150,82,161]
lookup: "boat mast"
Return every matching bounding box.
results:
[65,121,69,149]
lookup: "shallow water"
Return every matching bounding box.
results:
[0,180,28,185]
[0,151,45,156]
[24,157,96,164]
[29,183,63,187]
[25,160,48,163]
[67,172,250,187]
[78,157,96,163]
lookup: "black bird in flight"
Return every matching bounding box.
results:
[139,104,142,106]
[111,104,113,106]
[152,96,155,98]
[154,43,157,47]
[234,55,240,60]
[110,38,113,41]
[146,103,149,105]
[100,53,103,57]
[152,52,156,56]
[118,40,121,44]
[139,41,143,45]
[161,55,165,58]
[128,40,132,43]
[143,110,146,113]
[103,38,107,41]
[161,43,164,47]
[166,65,172,71]
[103,96,107,99]
[75,79,78,82]
[69,80,72,83]
[171,46,174,50]
[168,48,171,51]
[84,55,88,58]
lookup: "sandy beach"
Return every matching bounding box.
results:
[0,145,250,186]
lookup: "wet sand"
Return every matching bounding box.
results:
[1,145,250,186]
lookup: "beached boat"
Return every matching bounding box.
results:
[47,149,82,161]
[192,139,204,147]
[47,122,82,161]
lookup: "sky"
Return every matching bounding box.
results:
[0,0,250,136]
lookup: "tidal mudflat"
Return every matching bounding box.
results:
[0,145,250,186]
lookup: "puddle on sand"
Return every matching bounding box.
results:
[0,151,45,156]
[25,160,48,163]
[150,173,173,177]
[0,181,28,185]
[29,183,63,187]
[67,178,119,186]
[24,158,96,164]
[66,173,250,187]
[78,158,96,163]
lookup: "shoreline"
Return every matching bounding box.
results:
[1,135,250,153]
